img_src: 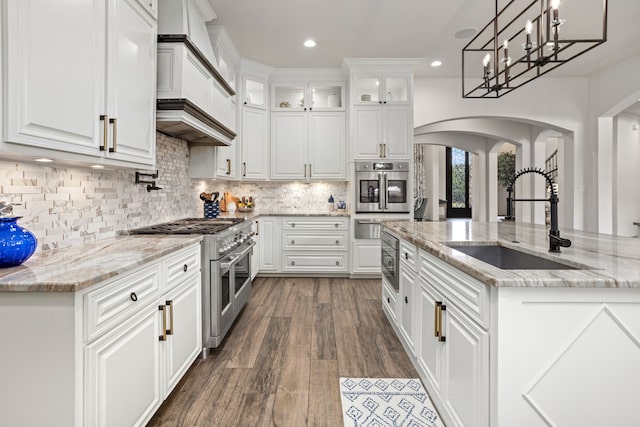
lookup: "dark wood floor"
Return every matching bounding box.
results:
[147,277,418,427]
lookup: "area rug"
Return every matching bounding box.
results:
[339,377,444,427]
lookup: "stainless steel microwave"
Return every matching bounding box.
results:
[355,161,410,213]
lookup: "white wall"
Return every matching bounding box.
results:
[614,113,640,236]
[589,54,640,233]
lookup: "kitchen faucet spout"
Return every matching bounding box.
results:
[506,167,571,253]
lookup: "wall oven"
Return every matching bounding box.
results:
[355,161,410,213]
[381,231,399,292]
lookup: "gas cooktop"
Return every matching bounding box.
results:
[129,217,245,235]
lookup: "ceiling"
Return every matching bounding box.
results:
[208,0,640,77]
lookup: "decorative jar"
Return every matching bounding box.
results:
[0,217,37,268]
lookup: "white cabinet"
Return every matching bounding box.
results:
[216,140,239,178]
[242,75,268,110]
[281,217,349,272]
[257,216,282,272]
[353,74,410,105]
[351,240,382,276]
[271,82,345,111]
[382,277,398,325]
[1,0,156,168]
[353,104,411,159]
[415,248,490,427]
[162,273,202,396]
[399,240,417,354]
[85,243,202,427]
[240,107,269,179]
[84,307,162,427]
[271,111,346,180]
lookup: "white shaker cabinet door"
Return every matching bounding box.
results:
[384,105,411,159]
[441,304,489,427]
[353,106,383,159]
[271,113,307,180]
[163,276,202,397]
[308,112,346,180]
[84,308,162,427]
[106,0,156,165]
[242,107,269,180]
[3,0,105,155]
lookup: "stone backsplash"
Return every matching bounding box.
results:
[195,181,349,213]
[1,132,350,252]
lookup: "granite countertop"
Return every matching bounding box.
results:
[383,220,640,288]
[0,235,202,292]
[216,209,351,220]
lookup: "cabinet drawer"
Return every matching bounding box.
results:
[282,231,348,250]
[400,240,417,270]
[419,249,490,329]
[282,252,348,272]
[382,279,398,323]
[84,264,161,342]
[165,243,201,289]
[282,217,348,230]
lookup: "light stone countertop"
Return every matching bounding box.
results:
[0,235,202,292]
[215,209,351,220]
[383,220,640,288]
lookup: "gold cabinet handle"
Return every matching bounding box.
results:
[159,305,167,341]
[438,304,447,342]
[100,115,108,151]
[166,300,174,335]
[243,162,247,177]
[434,301,441,337]
[304,164,307,178]
[108,118,117,153]
[256,220,259,236]
[309,163,312,178]
[379,143,383,158]
[383,143,387,158]
[226,159,231,175]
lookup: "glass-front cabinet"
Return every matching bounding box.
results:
[271,82,344,111]
[243,76,267,109]
[353,74,410,105]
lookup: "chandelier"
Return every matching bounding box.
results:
[462,0,608,98]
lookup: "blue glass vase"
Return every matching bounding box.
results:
[0,217,37,268]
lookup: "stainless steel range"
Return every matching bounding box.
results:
[130,217,255,358]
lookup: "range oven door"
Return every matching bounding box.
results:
[218,240,256,338]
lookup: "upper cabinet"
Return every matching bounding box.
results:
[345,60,422,160]
[271,82,345,112]
[243,76,268,110]
[353,74,410,105]
[269,74,346,181]
[1,0,157,169]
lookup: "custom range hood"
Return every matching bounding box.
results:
[156,0,236,146]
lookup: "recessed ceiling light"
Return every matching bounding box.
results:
[430,60,443,67]
[90,165,104,169]
[454,27,478,39]
[303,39,316,48]
[34,158,53,162]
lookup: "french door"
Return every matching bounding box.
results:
[446,147,472,218]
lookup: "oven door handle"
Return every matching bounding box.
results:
[378,173,384,210]
[220,240,256,270]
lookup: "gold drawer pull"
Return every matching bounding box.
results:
[166,300,174,335]
[159,305,167,341]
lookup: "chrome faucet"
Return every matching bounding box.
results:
[505,167,571,253]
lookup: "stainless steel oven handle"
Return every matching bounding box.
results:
[378,173,383,210]
[383,174,389,210]
[220,240,256,270]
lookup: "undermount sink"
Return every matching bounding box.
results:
[447,243,579,270]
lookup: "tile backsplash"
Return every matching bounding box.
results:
[0,133,200,251]
[1,132,350,252]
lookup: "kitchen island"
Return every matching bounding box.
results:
[0,235,203,427]
[381,220,640,427]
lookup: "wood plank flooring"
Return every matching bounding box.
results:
[147,277,418,427]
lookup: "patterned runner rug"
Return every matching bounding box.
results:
[339,378,445,427]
